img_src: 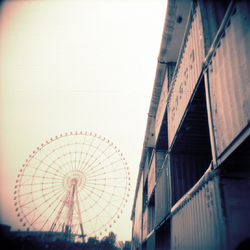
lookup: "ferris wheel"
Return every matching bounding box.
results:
[14,131,130,240]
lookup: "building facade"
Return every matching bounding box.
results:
[131,0,250,249]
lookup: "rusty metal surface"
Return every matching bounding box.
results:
[171,175,227,249]
[168,3,205,147]
[208,1,250,157]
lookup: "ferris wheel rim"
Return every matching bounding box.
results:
[14,131,130,237]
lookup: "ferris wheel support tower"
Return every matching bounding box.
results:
[14,131,130,239]
[49,178,84,241]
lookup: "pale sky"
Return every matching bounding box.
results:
[0,0,167,242]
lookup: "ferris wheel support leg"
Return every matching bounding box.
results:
[65,181,75,241]
[75,185,84,237]
[49,192,70,232]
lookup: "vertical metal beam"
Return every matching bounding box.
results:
[65,180,76,241]
[49,192,69,232]
[204,69,217,168]
[75,185,84,238]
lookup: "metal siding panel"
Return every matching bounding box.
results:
[168,4,205,147]
[142,208,148,241]
[133,177,143,247]
[221,178,250,249]
[155,151,166,180]
[146,231,155,250]
[171,154,209,205]
[209,1,250,157]
[148,205,155,233]
[171,176,227,249]
[148,155,155,199]
[155,63,176,141]
[155,161,171,226]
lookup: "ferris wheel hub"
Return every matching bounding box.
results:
[63,170,86,191]
[15,132,130,238]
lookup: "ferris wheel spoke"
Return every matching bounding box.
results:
[84,191,119,222]
[84,158,122,177]
[82,150,117,175]
[48,146,73,175]
[32,155,68,177]
[84,168,125,182]
[87,168,125,179]
[39,191,68,231]
[74,141,77,171]
[83,185,121,208]
[92,176,126,181]
[22,175,63,182]
[79,140,109,174]
[21,181,62,186]
[15,132,129,237]
[21,186,62,208]
[18,182,61,198]
[23,192,67,223]
[64,137,75,172]
[77,134,99,172]
[76,134,87,170]
[23,163,65,180]
[93,182,126,192]
[80,137,105,171]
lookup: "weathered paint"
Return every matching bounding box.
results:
[142,204,156,242]
[155,157,171,226]
[171,175,227,250]
[168,3,205,147]
[148,150,167,200]
[143,148,153,186]
[142,208,148,241]
[155,63,176,141]
[147,205,155,235]
[155,151,166,181]
[148,154,155,200]
[208,0,250,157]
[171,173,250,250]
[132,176,143,248]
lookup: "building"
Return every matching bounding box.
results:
[131,0,250,249]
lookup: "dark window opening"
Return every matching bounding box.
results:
[170,77,212,205]
[155,219,170,250]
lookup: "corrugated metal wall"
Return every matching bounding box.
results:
[208,0,250,157]
[146,231,155,250]
[142,208,148,241]
[142,205,155,241]
[147,205,155,235]
[133,177,143,248]
[155,63,176,141]
[171,175,227,250]
[148,154,155,200]
[155,157,171,226]
[221,177,250,249]
[168,4,205,147]
[155,151,166,181]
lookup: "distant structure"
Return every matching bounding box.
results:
[14,132,130,241]
[131,0,250,249]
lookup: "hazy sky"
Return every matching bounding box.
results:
[0,0,167,241]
